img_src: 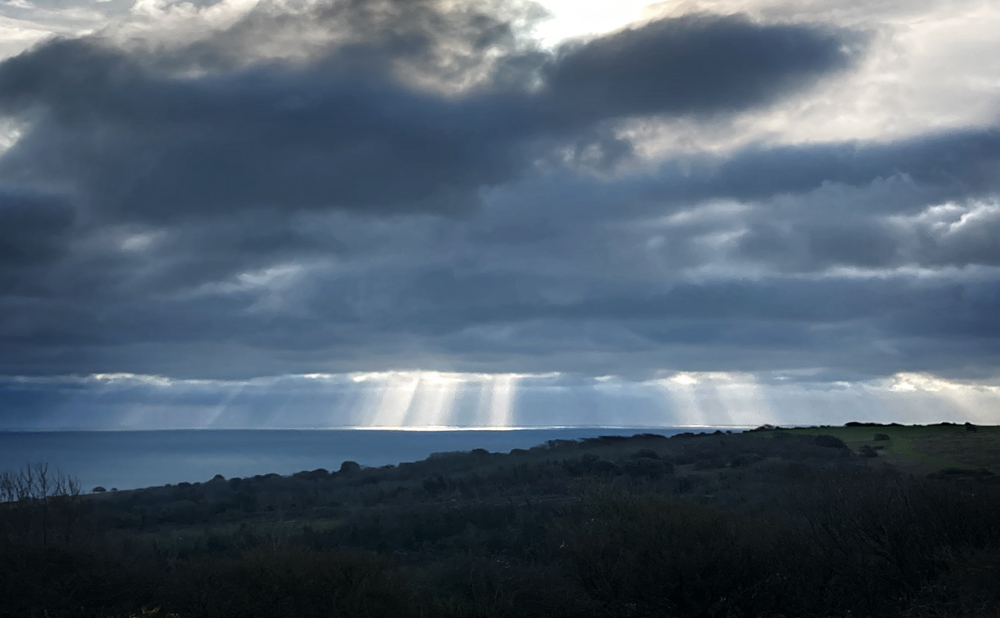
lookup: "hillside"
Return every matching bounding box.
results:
[756,421,1000,475]
[2,425,1000,618]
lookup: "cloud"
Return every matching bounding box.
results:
[0,189,75,269]
[0,0,998,434]
[0,7,856,223]
[541,14,856,122]
[2,369,998,431]
[639,128,1000,207]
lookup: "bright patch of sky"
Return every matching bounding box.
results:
[2,370,998,430]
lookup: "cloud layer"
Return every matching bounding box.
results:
[0,0,998,426]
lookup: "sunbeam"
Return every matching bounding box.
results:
[364,372,422,428]
[5,370,998,431]
[486,374,519,427]
[707,373,775,427]
[656,373,708,427]
[403,372,463,427]
[881,373,1000,424]
[204,381,248,428]
[655,372,775,427]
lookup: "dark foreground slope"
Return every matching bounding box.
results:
[2,426,1000,618]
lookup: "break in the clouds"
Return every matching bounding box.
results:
[0,0,998,428]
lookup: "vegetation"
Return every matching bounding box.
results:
[755,422,1000,474]
[2,425,1000,617]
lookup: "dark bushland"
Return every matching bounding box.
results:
[3,432,1000,617]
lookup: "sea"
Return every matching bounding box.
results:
[0,427,718,491]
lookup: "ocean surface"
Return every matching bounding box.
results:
[0,427,713,491]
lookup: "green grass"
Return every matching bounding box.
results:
[759,424,1000,474]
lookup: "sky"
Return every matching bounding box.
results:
[0,0,999,429]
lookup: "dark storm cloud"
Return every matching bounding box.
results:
[640,128,1000,208]
[0,190,75,269]
[0,8,856,221]
[706,130,1000,271]
[2,242,999,381]
[543,14,855,123]
[1,0,1000,397]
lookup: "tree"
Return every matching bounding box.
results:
[0,463,81,545]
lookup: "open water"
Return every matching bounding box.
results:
[0,427,713,491]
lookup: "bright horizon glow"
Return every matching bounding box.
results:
[360,371,528,428]
[1,370,998,431]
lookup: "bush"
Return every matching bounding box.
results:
[164,548,415,618]
[858,445,879,458]
[729,453,764,468]
[417,556,593,618]
[814,434,848,449]
[339,461,361,474]
[552,491,762,617]
[693,457,725,470]
[630,448,659,460]
[873,433,891,441]
[591,460,622,476]
[622,458,671,479]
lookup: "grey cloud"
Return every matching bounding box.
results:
[0,190,75,269]
[3,241,999,381]
[909,202,1000,267]
[0,7,857,222]
[615,129,1000,273]
[736,198,1000,272]
[640,128,1000,208]
[3,145,1000,382]
[542,14,856,123]
[1,0,999,394]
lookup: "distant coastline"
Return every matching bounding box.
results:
[2,426,715,491]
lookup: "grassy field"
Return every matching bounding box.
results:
[760,423,1000,474]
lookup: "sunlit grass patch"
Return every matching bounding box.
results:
[762,424,1000,474]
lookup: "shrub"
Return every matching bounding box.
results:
[418,556,593,618]
[873,433,891,441]
[814,434,848,449]
[622,457,671,479]
[591,460,622,476]
[552,491,760,617]
[693,457,725,470]
[937,468,993,478]
[729,453,764,468]
[858,445,879,458]
[339,461,361,474]
[630,448,659,460]
[163,547,415,618]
